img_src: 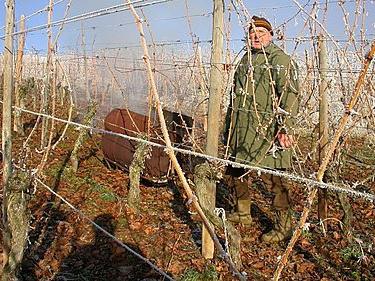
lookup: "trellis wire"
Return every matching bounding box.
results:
[0,0,173,39]
[248,0,373,11]
[34,177,175,281]
[0,142,175,280]
[1,1,374,280]
[214,207,231,260]
[0,0,67,31]
[20,32,375,53]
[8,102,375,203]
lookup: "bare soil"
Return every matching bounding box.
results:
[1,112,374,281]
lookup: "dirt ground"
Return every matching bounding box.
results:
[1,113,374,281]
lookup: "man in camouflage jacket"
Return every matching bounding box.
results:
[224,16,299,243]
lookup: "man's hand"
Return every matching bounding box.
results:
[277,133,294,148]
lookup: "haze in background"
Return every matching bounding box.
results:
[0,0,374,55]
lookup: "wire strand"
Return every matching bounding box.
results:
[9,103,375,203]
[0,0,67,31]
[0,0,173,40]
[33,177,175,281]
[22,35,372,53]
[248,0,373,11]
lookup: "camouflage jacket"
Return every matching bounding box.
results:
[224,42,299,169]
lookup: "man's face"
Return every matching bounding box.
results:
[249,27,272,49]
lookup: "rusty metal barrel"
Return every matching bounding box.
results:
[102,108,193,183]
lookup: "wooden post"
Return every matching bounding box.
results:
[274,41,375,281]
[2,0,15,277]
[202,0,224,259]
[81,22,91,104]
[14,15,26,135]
[41,0,54,148]
[317,34,329,229]
[128,136,151,213]
[126,2,245,278]
[70,101,97,172]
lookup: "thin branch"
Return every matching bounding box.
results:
[125,1,246,279]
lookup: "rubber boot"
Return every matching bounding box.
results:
[227,199,252,226]
[261,209,292,243]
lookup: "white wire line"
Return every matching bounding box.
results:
[10,103,375,203]
[9,0,355,26]
[25,34,372,52]
[14,12,212,37]
[0,0,67,31]
[248,0,373,11]
[71,12,213,31]
[0,0,173,40]
[53,54,375,74]
[214,208,231,260]
[40,61,375,77]
[33,177,175,281]
[2,0,373,46]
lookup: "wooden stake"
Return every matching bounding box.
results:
[317,34,329,230]
[70,101,97,172]
[14,15,26,135]
[274,41,375,281]
[203,0,225,259]
[126,2,245,279]
[81,22,91,103]
[41,0,54,149]
[2,0,15,278]
[37,60,58,175]
[128,136,151,213]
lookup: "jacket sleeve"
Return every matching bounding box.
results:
[272,54,299,132]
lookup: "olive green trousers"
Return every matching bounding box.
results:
[226,167,290,210]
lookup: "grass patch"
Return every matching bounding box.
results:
[340,244,362,262]
[47,163,119,203]
[179,265,218,281]
[86,177,118,203]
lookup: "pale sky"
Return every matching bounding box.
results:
[1,0,374,55]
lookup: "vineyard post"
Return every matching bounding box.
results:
[41,0,54,149]
[126,2,245,279]
[81,22,91,103]
[202,0,224,259]
[14,15,26,135]
[318,34,329,229]
[274,41,375,281]
[2,0,15,277]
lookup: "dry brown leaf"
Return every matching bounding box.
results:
[365,209,373,218]
[144,226,155,235]
[252,261,265,269]
[301,238,311,247]
[168,261,185,275]
[296,262,314,272]
[129,221,142,230]
[333,231,341,240]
